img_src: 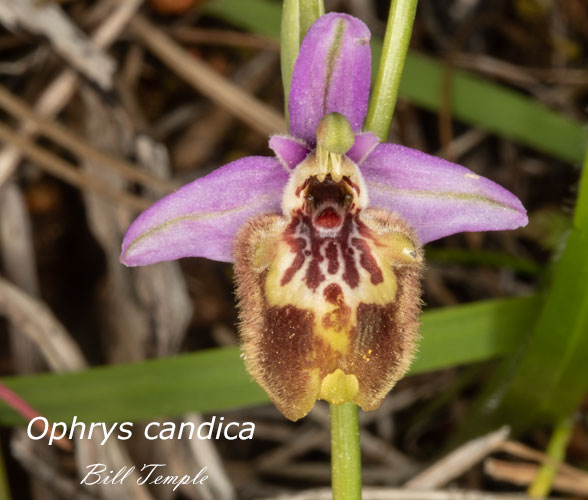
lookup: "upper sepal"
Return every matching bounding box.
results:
[288,13,371,145]
[121,156,288,265]
[361,144,528,244]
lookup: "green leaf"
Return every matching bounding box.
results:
[0,296,538,426]
[202,0,283,39]
[413,295,539,374]
[399,52,587,165]
[425,248,541,276]
[461,149,588,436]
[202,0,587,164]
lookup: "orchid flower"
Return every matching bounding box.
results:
[121,13,527,422]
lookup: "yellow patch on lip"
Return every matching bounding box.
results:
[319,369,359,405]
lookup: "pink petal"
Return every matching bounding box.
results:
[269,134,309,170]
[361,144,528,244]
[121,157,288,265]
[347,131,379,165]
[289,13,371,144]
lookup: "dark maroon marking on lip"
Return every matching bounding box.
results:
[343,176,360,196]
[281,216,307,286]
[356,217,378,243]
[325,241,339,274]
[281,212,379,291]
[322,283,351,333]
[352,237,384,285]
[323,283,343,305]
[280,174,382,291]
[305,232,325,291]
[340,216,360,288]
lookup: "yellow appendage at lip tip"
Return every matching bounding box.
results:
[319,368,359,405]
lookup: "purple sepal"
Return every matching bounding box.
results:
[347,131,379,165]
[289,13,371,145]
[269,135,310,170]
[361,144,528,244]
[121,157,288,265]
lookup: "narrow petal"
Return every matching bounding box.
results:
[269,134,309,170]
[289,13,371,144]
[121,157,288,265]
[347,131,379,165]
[361,144,528,244]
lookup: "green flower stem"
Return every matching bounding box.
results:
[330,402,361,500]
[527,416,573,498]
[365,0,419,141]
[298,0,324,43]
[280,0,325,123]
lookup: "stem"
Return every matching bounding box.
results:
[280,0,324,123]
[330,402,361,500]
[298,0,324,43]
[527,416,573,498]
[364,0,418,141]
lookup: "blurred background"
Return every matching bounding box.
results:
[0,0,587,499]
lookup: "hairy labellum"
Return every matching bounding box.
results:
[234,153,423,421]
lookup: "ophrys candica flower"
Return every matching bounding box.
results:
[121,13,527,421]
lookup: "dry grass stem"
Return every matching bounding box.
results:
[185,413,237,500]
[438,128,488,161]
[485,458,588,497]
[0,0,114,90]
[257,427,326,471]
[0,86,177,194]
[129,14,287,137]
[0,183,46,374]
[454,52,588,86]
[0,276,86,372]
[170,26,279,51]
[0,0,143,186]
[498,440,588,481]
[404,427,510,490]
[0,243,157,499]
[0,121,150,211]
[172,50,279,170]
[11,432,95,500]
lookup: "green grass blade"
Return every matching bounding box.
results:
[0,296,537,426]
[0,347,267,425]
[527,416,573,498]
[413,295,538,374]
[202,0,283,39]
[425,248,541,276]
[400,52,587,165]
[202,0,587,164]
[461,149,588,436]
